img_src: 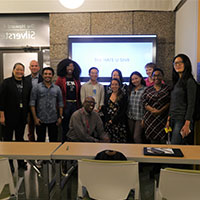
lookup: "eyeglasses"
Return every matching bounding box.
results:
[85,101,96,104]
[173,61,183,66]
[90,72,98,75]
[153,74,162,78]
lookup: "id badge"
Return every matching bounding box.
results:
[20,103,23,108]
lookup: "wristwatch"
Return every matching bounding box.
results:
[59,115,64,119]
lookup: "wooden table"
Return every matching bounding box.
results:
[52,142,200,165]
[51,142,200,194]
[0,141,62,199]
[0,142,61,160]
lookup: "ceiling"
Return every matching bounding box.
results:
[0,0,183,14]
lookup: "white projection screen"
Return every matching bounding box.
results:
[68,35,157,83]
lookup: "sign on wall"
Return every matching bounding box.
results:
[0,15,49,47]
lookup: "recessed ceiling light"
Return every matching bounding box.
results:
[59,0,85,9]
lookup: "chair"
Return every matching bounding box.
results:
[78,159,140,200]
[155,168,200,200]
[0,157,15,197]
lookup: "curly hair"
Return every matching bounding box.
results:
[57,58,81,80]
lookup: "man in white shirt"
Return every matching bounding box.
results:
[81,67,104,112]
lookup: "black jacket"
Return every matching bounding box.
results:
[25,74,43,87]
[0,76,32,127]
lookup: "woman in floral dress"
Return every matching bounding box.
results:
[103,78,128,143]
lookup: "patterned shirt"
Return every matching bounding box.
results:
[141,84,170,140]
[30,82,64,123]
[127,85,146,120]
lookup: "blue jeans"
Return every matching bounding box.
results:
[170,118,194,145]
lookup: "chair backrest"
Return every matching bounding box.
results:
[156,168,200,200]
[78,159,140,200]
[0,157,15,196]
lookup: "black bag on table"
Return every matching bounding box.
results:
[95,150,127,161]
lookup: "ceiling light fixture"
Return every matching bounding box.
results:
[59,0,85,9]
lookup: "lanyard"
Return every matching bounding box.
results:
[81,108,90,134]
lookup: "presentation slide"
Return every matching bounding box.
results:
[71,42,153,80]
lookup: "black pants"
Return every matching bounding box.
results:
[62,102,77,142]
[36,122,58,142]
[2,122,26,168]
[2,123,26,142]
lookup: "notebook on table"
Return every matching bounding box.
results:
[144,147,184,157]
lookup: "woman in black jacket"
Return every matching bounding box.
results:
[0,62,31,170]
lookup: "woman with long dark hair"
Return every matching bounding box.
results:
[127,71,146,143]
[166,54,196,144]
[105,69,128,98]
[103,78,128,143]
[56,58,81,142]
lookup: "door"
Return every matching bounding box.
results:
[0,48,50,82]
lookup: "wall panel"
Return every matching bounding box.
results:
[50,11,175,82]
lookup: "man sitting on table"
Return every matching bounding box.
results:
[67,96,109,142]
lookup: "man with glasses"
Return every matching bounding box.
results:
[67,96,109,142]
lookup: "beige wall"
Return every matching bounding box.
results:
[50,11,175,82]
[175,0,198,79]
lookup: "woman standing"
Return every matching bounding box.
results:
[103,78,128,143]
[127,71,146,143]
[144,63,156,87]
[105,69,128,98]
[56,58,81,142]
[142,68,170,143]
[166,54,196,145]
[0,63,31,171]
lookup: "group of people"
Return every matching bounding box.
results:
[0,53,197,170]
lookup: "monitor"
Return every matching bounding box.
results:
[68,35,157,83]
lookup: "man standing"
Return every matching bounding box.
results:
[67,96,109,142]
[81,67,104,112]
[26,60,43,141]
[30,67,64,142]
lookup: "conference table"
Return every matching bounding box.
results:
[52,142,200,165]
[1,141,200,199]
[0,141,62,199]
[51,142,200,193]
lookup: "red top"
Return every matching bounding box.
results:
[55,76,81,108]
